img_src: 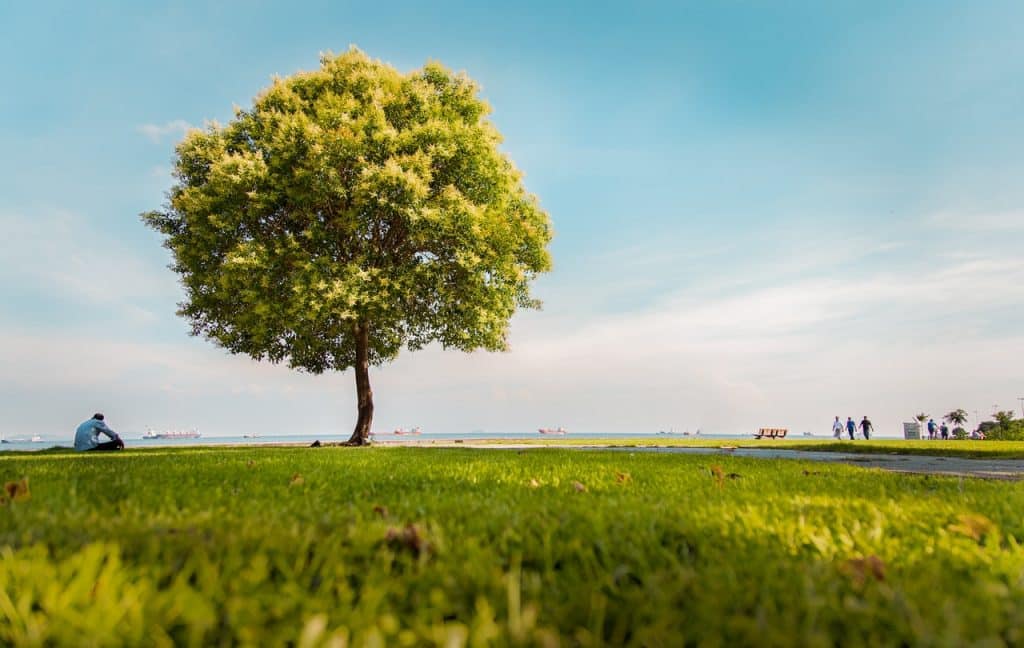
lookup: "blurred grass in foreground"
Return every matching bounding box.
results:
[1,447,1023,646]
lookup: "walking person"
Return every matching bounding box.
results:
[832,416,844,440]
[846,417,856,441]
[927,418,937,440]
[940,421,949,440]
[74,413,124,451]
[859,416,873,440]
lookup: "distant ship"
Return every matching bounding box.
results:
[538,427,568,435]
[142,428,201,439]
[1,435,43,443]
[392,427,422,435]
[243,433,259,439]
[658,429,700,436]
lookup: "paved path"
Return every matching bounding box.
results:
[599,447,1024,480]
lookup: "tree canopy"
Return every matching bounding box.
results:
[144,48,553,442]
[943,409,968,426]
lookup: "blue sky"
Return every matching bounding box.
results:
[2,1,1022,439]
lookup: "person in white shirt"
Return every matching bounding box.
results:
[74,413,124,451]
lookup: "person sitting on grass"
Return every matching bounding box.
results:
[74,413,124,451]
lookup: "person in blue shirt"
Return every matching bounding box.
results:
[927,418,937,440]
[74,413,124,451]
[846,417,856,440]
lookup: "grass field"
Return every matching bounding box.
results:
[2,447,1023,646]
[455,438,1024,459]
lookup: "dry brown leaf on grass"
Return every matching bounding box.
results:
[528,478,540,488]
[1,478,30,505]
[615,472,632,484]
[572,481,587,493]
[709,465,725,487]
[840,555,886,586]
[289,473,305,487]
[948,514,997,542]
[385,524,430,557]
[373,505,389,518]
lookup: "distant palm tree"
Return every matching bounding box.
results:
[994,410,1016,427]
[915,412,929,438]
[944,409,968,427]
[944,408,969,439]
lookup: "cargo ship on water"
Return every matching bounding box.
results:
[538,427,568,435]
[142,428,201,440]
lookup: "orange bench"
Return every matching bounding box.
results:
[754,427,788,439]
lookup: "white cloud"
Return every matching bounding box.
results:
[0,209,179,322]
[398,251,1024,436]
[2,210,1021,441]
[137,119,194,143]
[927,209,1024,232]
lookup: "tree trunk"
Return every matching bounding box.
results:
[344,322,374,446]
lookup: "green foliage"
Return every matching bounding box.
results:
[944,409,968,427]
[985,412,1024,441]
[3,448,1024,645]
[143,48,552,373]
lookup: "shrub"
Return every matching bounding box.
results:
[981,413,1024,440]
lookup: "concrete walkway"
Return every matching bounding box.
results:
[599,447,1024,480]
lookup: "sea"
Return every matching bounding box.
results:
[0,431,779,452]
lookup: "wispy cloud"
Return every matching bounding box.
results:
[442,250,1024,434]
[5,245,1018,439]
[137,119,194,143]
[927,209,1024,232]
[0,329,354,438]
[0,209,179,322]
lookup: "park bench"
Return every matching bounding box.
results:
[754,427,788,439]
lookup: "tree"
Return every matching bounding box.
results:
[993,410,1016,427]
[944,409,968,426]
[944,408,968,437]
[982,411,1024,441]
[143,48,553,445]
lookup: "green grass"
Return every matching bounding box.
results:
[452,437,1024,459]
[781,440,1024,459]
[2,447,1024,646]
